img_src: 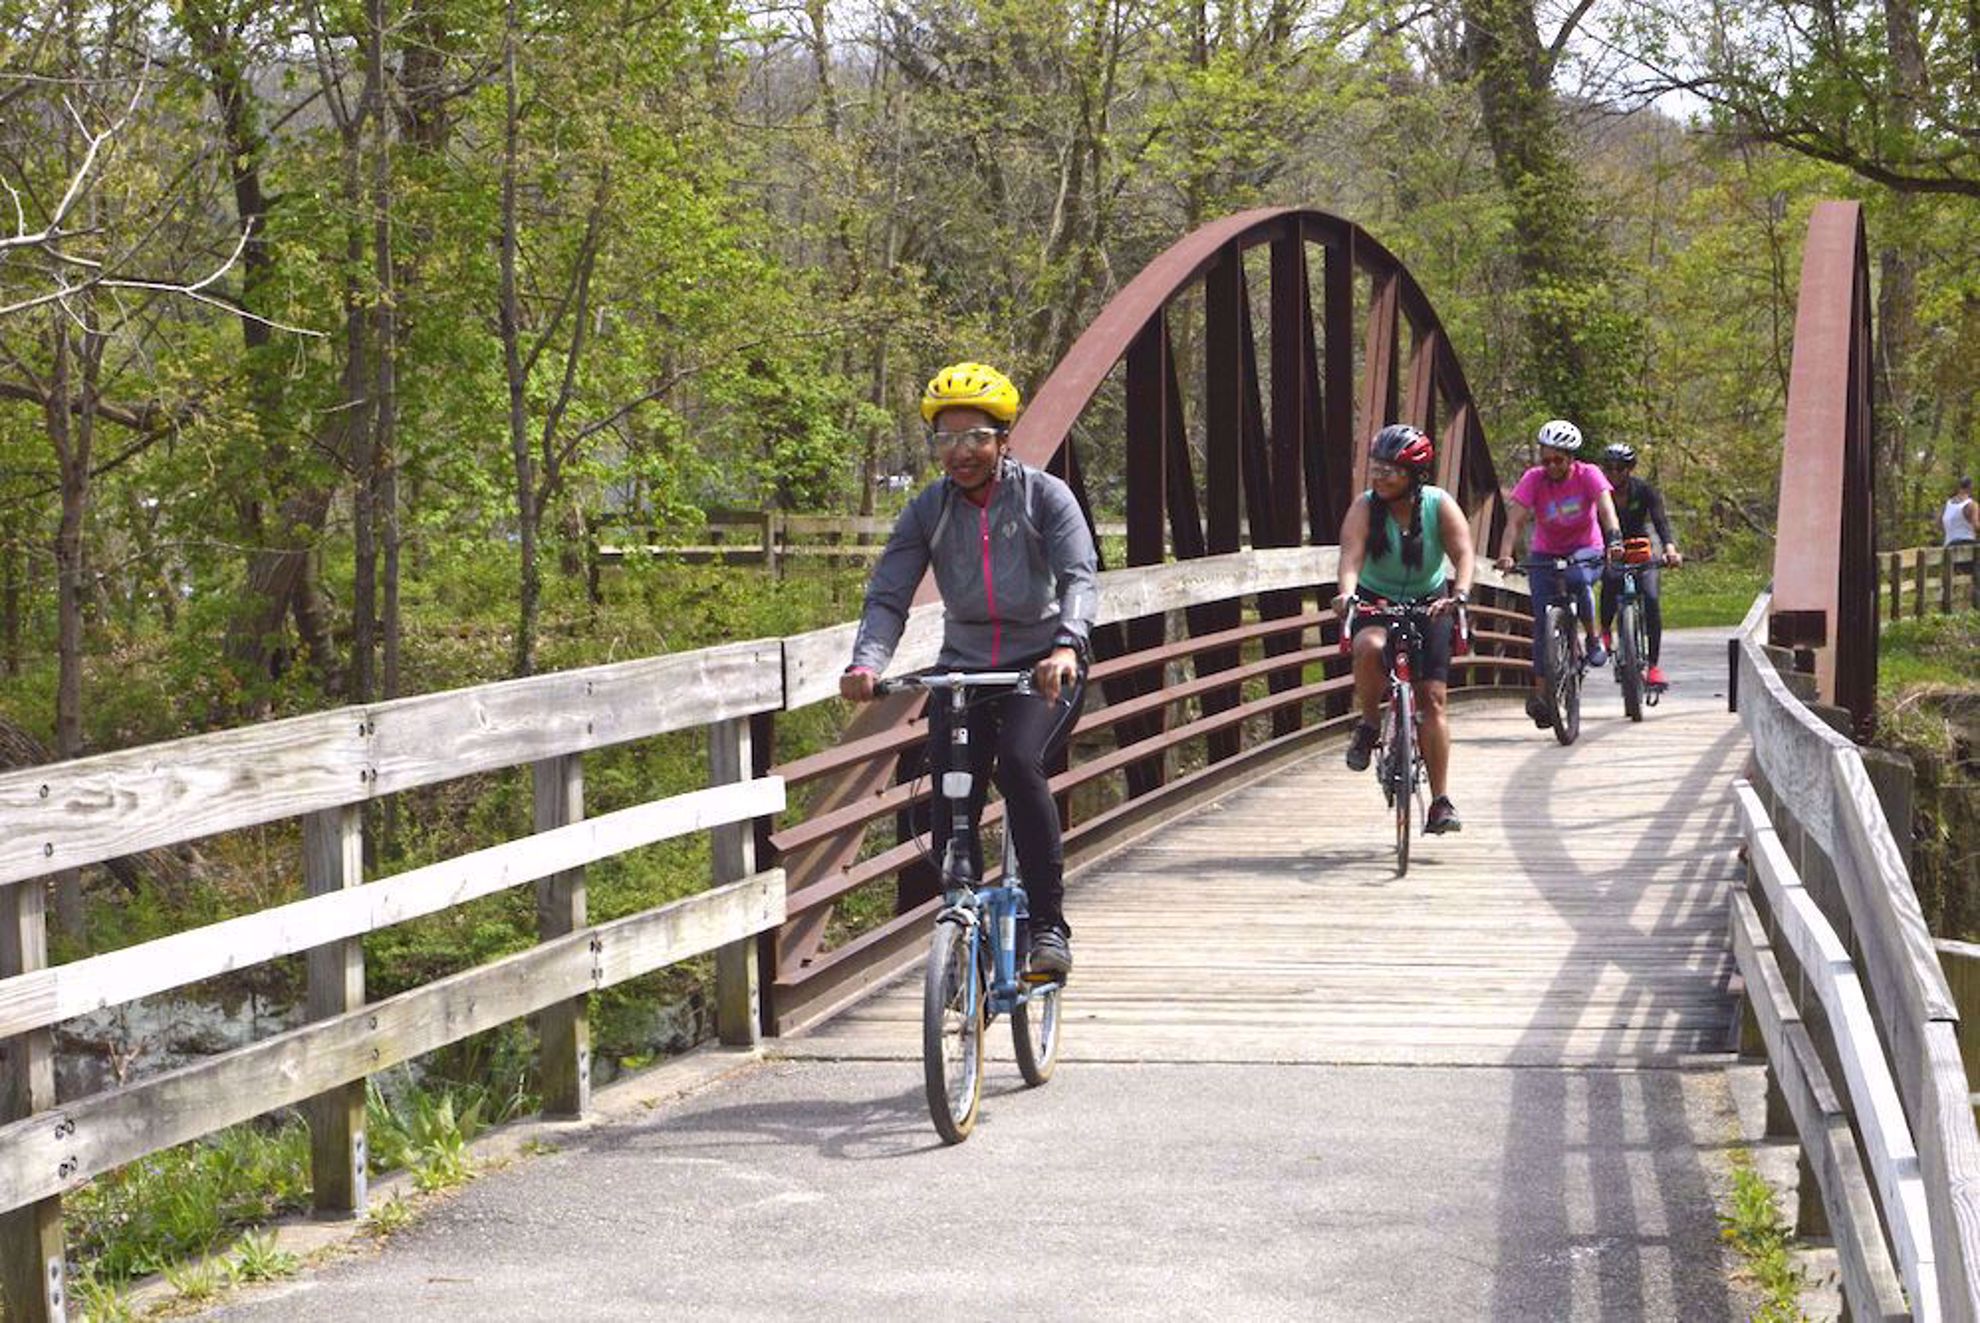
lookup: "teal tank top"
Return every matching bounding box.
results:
[1357,485,1450,601]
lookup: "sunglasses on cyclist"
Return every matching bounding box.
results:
[926,426,1005,455]
[1369,462,1409,479]
[926,429,1005,459]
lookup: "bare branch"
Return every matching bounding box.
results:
[0,65,148,254]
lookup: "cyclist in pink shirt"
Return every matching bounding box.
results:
[1492,419,1623,727]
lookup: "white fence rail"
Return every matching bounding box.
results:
[1731,593,1980,1321]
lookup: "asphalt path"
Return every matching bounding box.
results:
[201,1051,1763,1321]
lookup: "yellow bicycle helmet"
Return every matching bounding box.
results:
[920,361,1021,426]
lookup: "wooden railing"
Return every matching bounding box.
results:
[1730,591,1980,1320]
[0,645,790,1322]
[1883,545,1980,622]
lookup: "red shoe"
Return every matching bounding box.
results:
[1645,665,1668,687]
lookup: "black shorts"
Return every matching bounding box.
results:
[1350,593,1455,685]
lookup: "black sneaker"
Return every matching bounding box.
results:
[1345,720,1380,771]
[1029,925,1072,980]
[1425,796,1462,834]
[1525,694,1551,728]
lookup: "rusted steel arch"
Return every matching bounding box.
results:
[1008,205,1503,774]
[1009,206,1500,543]
[1770,200,1877,736]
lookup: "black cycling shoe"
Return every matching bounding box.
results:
[1525,694,1551,728]
[1029,926,1072,980]
[1425,796,1462,834]
[1345,721,1380,772]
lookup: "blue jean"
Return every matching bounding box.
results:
[1525,553,1603,672]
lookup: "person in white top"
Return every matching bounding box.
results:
[1945,476,1978,546]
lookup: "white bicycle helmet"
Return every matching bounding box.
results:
[1536,419,1583,453]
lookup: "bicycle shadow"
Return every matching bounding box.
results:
[568,1075,961,1164]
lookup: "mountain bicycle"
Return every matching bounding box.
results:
[1606,537,1664,722]
[875,670,1064,1145]
[1342,597,1463,876]
[1599,538,1679,724]
[1511,552,1606,746]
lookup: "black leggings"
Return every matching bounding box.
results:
[924,670,1086,932]
[1599,565,1664,664]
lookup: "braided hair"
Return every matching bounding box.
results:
[1366,486,1427,572]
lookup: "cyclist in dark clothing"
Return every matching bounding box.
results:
[1597,444,1682,688]
[840,361,1098,980]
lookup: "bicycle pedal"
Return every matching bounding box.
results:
[1022,969,1064,987]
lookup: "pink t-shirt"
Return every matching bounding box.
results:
[1512,462,1613,555]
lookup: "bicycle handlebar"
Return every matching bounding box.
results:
[1502,551,1609,575]
[874,670,1035,698]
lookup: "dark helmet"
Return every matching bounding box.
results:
[1602,443,1638,467]
[1371,423,1434,474]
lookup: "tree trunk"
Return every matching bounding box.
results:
[1,509,21,678]
[502,0,539,678]
[1461,0,1618,432]
[369,0,397,705]
[1874,0,1927,545]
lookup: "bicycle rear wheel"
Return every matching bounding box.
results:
[1012,981,1061,1086]
[923,919,984,1143]
[1617,600,1644,722]
[1545,607,1580,745]
[1388,685,1415,876]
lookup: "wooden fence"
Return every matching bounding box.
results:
[1730,590,1980,1320]
[0,547,1541,1321]
[0,646,790,1322]
[1883,545,1980,622]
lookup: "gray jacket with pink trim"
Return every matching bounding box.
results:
[849,458,1098,674]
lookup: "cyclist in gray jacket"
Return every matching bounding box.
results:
[841,362,1098,978]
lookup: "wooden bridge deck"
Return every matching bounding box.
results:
[781,628,1748,1068]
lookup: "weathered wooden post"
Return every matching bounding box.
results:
[1,879,65,1322]
[304,803,367,1218]
[534,753,589,1116]
[710,718,760,1047]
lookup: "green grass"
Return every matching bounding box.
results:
[1661,559,1770,628]
[62,1073,525,1307]
[1879,610,1979,692]
[1719,1153,1808,1321]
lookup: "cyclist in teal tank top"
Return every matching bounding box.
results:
[1329,424,1477,835]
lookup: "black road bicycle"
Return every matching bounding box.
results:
[1513,552,1605,746]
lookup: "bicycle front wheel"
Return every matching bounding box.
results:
[1545,606,1580,745]
[923,919,985,1144]
[1012,981,1061,1086]
[1617,600,1644,722]
[1389,685,1415,876]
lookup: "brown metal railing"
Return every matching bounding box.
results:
[761,552,1535,1034]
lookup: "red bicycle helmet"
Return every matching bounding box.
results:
[1371,423,1434,473]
